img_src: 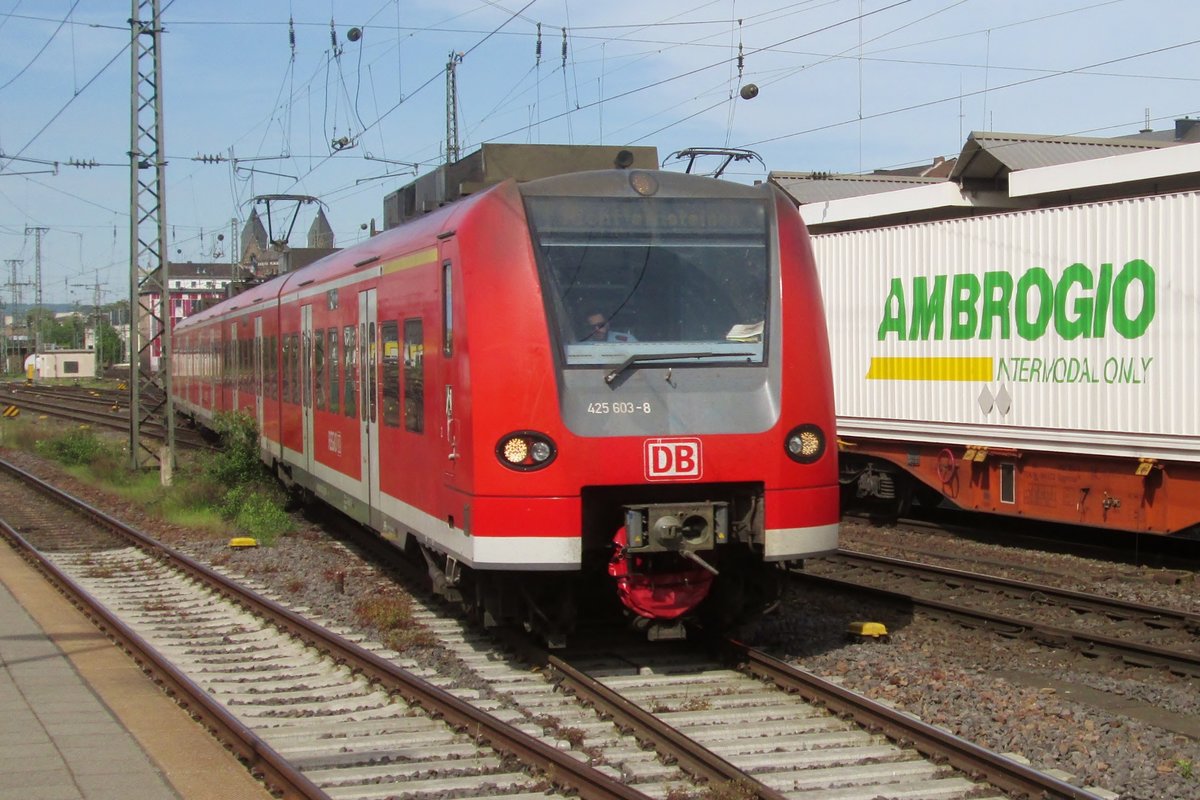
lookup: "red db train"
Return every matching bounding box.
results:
[173,167,839,642]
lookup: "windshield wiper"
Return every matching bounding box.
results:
[604,351,755,385]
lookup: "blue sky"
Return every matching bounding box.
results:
[1,0,1198,306]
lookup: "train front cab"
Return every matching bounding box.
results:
[440,169,840,640]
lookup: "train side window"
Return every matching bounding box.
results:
[241,339,249,394]
[281,335,291,403]
[270,335,278,399]
[381,321,400,428]
[314,330,326,411]
[442,261,453,356]
[1000,463,1016,504]
[284,333,296,407]
[327,328,340,414]
[343,325,357,418]
[264,336,273,399]
[292,333,302,406]
[404,318,424,433]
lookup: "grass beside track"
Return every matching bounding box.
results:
[0,412,293,544]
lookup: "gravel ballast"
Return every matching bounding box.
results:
[5,446,1198,800]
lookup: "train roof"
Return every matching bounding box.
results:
[176,181,503,329]
[178,168,781,331]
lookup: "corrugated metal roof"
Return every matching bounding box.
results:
[950,131,1172,181]
[770,172,943,204]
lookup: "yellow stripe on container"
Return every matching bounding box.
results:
[866,357,993,381]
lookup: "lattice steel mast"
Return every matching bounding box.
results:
[128,0,174,473]
[445,51,463,164]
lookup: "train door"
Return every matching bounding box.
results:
[228,321,238,410]
[301,304,314,477]
[358,289,380,524]
[254,316,264,434]
[206,329,215,409]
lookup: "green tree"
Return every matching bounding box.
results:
[95,318,123,365]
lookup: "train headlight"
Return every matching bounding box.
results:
[530,440,552,463]
[784,424,826,463]
[503,438,528,463]
[496,431,557,471]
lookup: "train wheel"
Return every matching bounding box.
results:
[698,549,779,632]
[519,577,576,648]
[460,574,484,625]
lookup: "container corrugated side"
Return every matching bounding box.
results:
[812,191,1200,462]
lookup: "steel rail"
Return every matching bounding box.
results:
[0,520,330,800]
[0,457,648,800]
[797,570,1200,678]
[545,653,790,800]
[2,394,209,448]
[832,548,1200,632]
[720,638,1108,800]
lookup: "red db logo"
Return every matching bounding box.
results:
[644,438,703,481]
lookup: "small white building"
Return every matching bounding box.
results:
[24,349,96,380]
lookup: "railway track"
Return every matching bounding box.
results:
[0,456,644,800]
[520,637,1110,800]
[806,549,1200,677]
[0,383,209,449]
[0,452,1119,799]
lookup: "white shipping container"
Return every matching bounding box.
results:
[812,191,1200,462]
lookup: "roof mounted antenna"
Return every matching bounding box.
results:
[664,147,764,178]
[250,194,325,248]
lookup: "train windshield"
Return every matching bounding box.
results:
[525,193,770,367]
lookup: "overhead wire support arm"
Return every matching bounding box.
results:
[0,152,60,176]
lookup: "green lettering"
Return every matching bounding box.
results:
[877,278,908,340]
[1091,262,1112,337]
[907,275,946,340]
[1111,259,1155,338]
[950,274,980,340]
[1015,268,1053,340]
[979,271,1013,340]
[1054,262,1093,341]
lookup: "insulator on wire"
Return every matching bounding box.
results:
[561,27,567,68]
[330,20,338,51]
[737,19,744,80]
[289,16,296,52]
[535,22,542,65]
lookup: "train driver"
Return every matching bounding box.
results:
[586,312,637,343]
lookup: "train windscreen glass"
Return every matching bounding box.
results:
[525,195,770,366]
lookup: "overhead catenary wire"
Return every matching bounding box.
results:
[5,0,1200,282]
[0,0,81,93]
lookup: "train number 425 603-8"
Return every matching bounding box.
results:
[587,401,652,414]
